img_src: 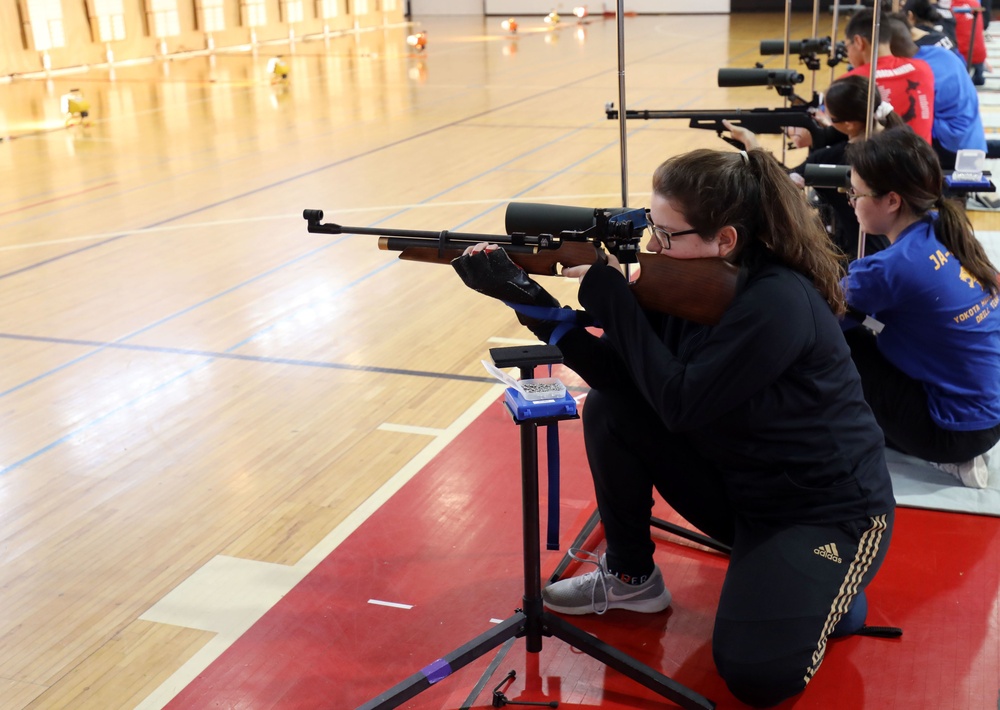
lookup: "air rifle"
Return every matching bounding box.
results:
[605,102,823,150]
[759,37,849,71]
[302,203,740,325]
[606,65,824,148]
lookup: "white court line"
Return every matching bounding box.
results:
[378,422,446,436]
[368,599,414,609]
[0,193,638,252]
[134,382,506,710]
[487,336,542,346]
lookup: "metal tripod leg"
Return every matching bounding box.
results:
[548,510,731,584]
[546,612,714,709]
[357,615,526,710]
[547,508,601,584]
[356,345,715,710]
[650,516,732,555]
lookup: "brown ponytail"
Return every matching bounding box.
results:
[847,127,999,295]
[937,199,999,295]
[653,148,846,314]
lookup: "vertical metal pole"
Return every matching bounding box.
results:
[811,0,820,97]
[616,0,628,208]
[864,7,881,140]
[857,0,882,261]
[519,417,543,652]
[782,0,792,71]
[782,0,792,165]
[829,0,842,85]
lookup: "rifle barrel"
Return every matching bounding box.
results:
[307,221,509,243]
[378,237,539,254]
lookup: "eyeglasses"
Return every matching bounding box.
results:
[839,187,881,206]
[645,210,698,250]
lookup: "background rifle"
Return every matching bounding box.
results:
[605,102,822,150]
[303,206,739,325]
[759,37,848,71]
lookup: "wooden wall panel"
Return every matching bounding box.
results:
[0,3,33,75]
[0,0,406,78]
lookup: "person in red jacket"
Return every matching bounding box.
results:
[844,9,936,142]
[953,0,988,84]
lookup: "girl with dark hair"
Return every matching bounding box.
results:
[725,75,904,261]
[905,0,959,47]
[799,76,904,259]
[454,147,894,707]
[844,126,1000,487]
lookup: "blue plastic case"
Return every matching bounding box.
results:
[945,175,993,190]
[503,387,577,421]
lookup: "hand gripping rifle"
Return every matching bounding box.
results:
[303,202,740,325]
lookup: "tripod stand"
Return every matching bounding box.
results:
[358,345,714,710]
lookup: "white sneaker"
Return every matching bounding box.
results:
[930,456,990,488]
[966,193,1000,211]
[542,550,671,615]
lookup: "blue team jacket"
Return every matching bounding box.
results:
[843,215,1000,430]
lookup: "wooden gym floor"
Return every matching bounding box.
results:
[1,11,999,710]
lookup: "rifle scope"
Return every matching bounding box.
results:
[759,37,832,56]
[717,68,804,88]
[803,164,852,189]
[506,202,645,263]
[505,203,636,236]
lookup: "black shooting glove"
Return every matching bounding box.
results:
[451,248,586,342]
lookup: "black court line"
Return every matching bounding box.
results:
[0,331,497,384]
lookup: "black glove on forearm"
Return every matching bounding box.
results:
[451,248,568,341]
[452,248,558,305]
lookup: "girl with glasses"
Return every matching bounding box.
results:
[801,76,905,260]
[725,75,905,262]
[454,146,895,707]
[843,126,1000,488]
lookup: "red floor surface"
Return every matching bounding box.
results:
[167,390,1000,710]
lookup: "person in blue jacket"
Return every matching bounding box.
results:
[888,15,987,169]
[453,147,895,707]
[844,126,1000,487]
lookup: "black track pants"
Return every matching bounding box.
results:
[582,387,894,707]
[845,327,1000,463]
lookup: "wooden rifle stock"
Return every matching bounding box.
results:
[380,238,740,325]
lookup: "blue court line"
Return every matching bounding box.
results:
[0,240,348,402]
[234,100,673,351]
[0,172,122,210]
[1,22,739,233]
[3,97,663,398]
[2,46,628,233]
[0,124,622,472]
[0,32,769,473]
[0,235,129,282]
[7,102,615,397]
